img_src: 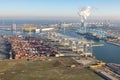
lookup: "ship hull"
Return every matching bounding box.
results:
[76,32,100,41]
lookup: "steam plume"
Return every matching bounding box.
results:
[79,6,91,22]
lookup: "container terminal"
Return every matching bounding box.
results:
[0,24,119,79]
[0,30,117,80]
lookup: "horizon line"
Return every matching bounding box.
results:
[0,16,119,20]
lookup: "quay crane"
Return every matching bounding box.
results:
[47,32,104,57]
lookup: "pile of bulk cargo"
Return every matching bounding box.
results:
[8,36,59,60]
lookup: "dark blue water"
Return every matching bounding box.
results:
[58,30,120,64]
[93,41,120,64]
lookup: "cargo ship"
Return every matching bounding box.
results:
[76,31,100,41]
[76,27,106,41]
[86,33,100,40]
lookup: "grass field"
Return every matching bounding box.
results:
[0,58,104,80]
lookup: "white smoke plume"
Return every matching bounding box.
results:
[79,6,91,22]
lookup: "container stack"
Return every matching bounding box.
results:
[8,36,59,60]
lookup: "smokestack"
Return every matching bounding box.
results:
[81,22,84,27]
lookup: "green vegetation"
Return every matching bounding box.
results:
[0,58,104,80]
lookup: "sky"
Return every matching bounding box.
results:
[0,0,120,19]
